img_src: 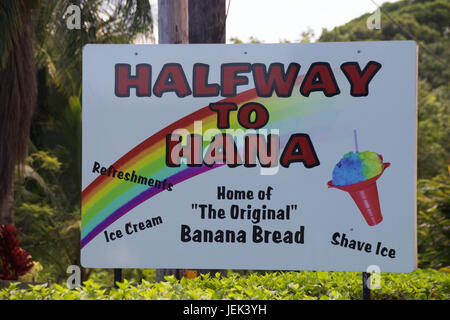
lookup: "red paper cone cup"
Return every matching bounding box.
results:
[328,160,390,227]
[348,182,382,226]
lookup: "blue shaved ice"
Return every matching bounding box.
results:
[331,151,382,186]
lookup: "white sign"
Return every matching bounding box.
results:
[81,41,417,272]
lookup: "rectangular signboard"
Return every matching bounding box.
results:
[81,41,417,272]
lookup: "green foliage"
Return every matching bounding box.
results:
[36,0,154,97]
[14,150,80,282]
[86,268,156,286]
[228,36,263,44]
[418,41,450,89]
[417,172,450,268]
[319,0,448,43]
[12,0,154,283]
[417,82,450,178]
[228,37,244,44]
[28,151,62,172]
[299,28,315,43]
[0,269,448,300]
[318,0,450,90]
[19,261,43,283]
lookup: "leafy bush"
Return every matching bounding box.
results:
[417,83,450,178]
[417,172,450,268]
[0,224,34,280]
[14,151,80,282]
[0,269,448,300]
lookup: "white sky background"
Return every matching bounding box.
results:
[148,0,401,43]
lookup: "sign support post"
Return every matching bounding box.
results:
[362,272,371,300]
[114,268,122,288]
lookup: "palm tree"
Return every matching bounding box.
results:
[0,0,154,281]
[0,0,39,225]
[1,0,154,227]
[34,0,154,207]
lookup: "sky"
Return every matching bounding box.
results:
[149,0,401,43]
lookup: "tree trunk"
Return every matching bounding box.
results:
[158,0,189,44]
[0,2,38,226]
[188,0,226,43]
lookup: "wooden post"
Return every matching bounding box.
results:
[188,0,226,43]
[155,0,189,282]
[155,0,227,282]
[158,0,189,44]
[188,0,227,279]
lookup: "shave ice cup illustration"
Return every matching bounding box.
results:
[327,130,390,226]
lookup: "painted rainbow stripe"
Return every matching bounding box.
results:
[81,74,348,248]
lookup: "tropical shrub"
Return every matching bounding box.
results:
[0,224,34,280]
[0,269,448,300]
